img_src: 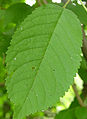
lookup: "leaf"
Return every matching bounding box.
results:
[0,3,34,57]
[0,57,6,81]
[84,97,87,105]
[0,0,11,8]
[75,107,87,119]
[55,107,87,119]
[0,9,5,32]
[0,32,11,57]
[66,3,87,25]
[58,3,87,25]
[0,0,25,8]
[4,3,34,26]
[0,9,5,18]
[70,97,79,108]
[55,108,75,119]
[12,0,25,4]
[6,4,82,119]
[78,57,87,83]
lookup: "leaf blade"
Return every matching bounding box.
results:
[6,4,82,119]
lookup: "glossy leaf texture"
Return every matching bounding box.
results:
[6,4,82,119]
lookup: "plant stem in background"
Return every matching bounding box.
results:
[36,0,42,6]
[72,84,87,107]
[0,83,5,87]
[43,0,48,4]
[0,7,6,10]
[63,0,71,8]
[79,0,87,12]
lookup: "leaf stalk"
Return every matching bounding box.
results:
[63,0,71,8]
[79,0,87,12]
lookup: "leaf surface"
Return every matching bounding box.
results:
[6,4,82,119]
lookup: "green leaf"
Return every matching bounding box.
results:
[58,3,87,25]
[75,107,87,119]
[0,9,5,18]
[4,3,34,26]
[66,3,87,25]
[55,107,87,119]
[6,4,82,119]
[12,0,25,4]
[0,32,11,57]
[78,57,87,83]
[55,108,75,119]
[0,3,34,57]
[0,57,6,81]
[0,0,25,8]
[84,97,87,105]
[0,0,11,8]
[70,97,79,108]
[0,9,5,32]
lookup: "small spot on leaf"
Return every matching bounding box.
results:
[32,67,35,70]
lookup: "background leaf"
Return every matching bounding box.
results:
[75,107,87,119]
[66,3,87,25]
[4,3,34,26]
[55,107,87,119]
[58,3,87,25]
[55,108,75,119]
[78,57,87,83]
[0,32,11,57]
[0,3,34,57]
